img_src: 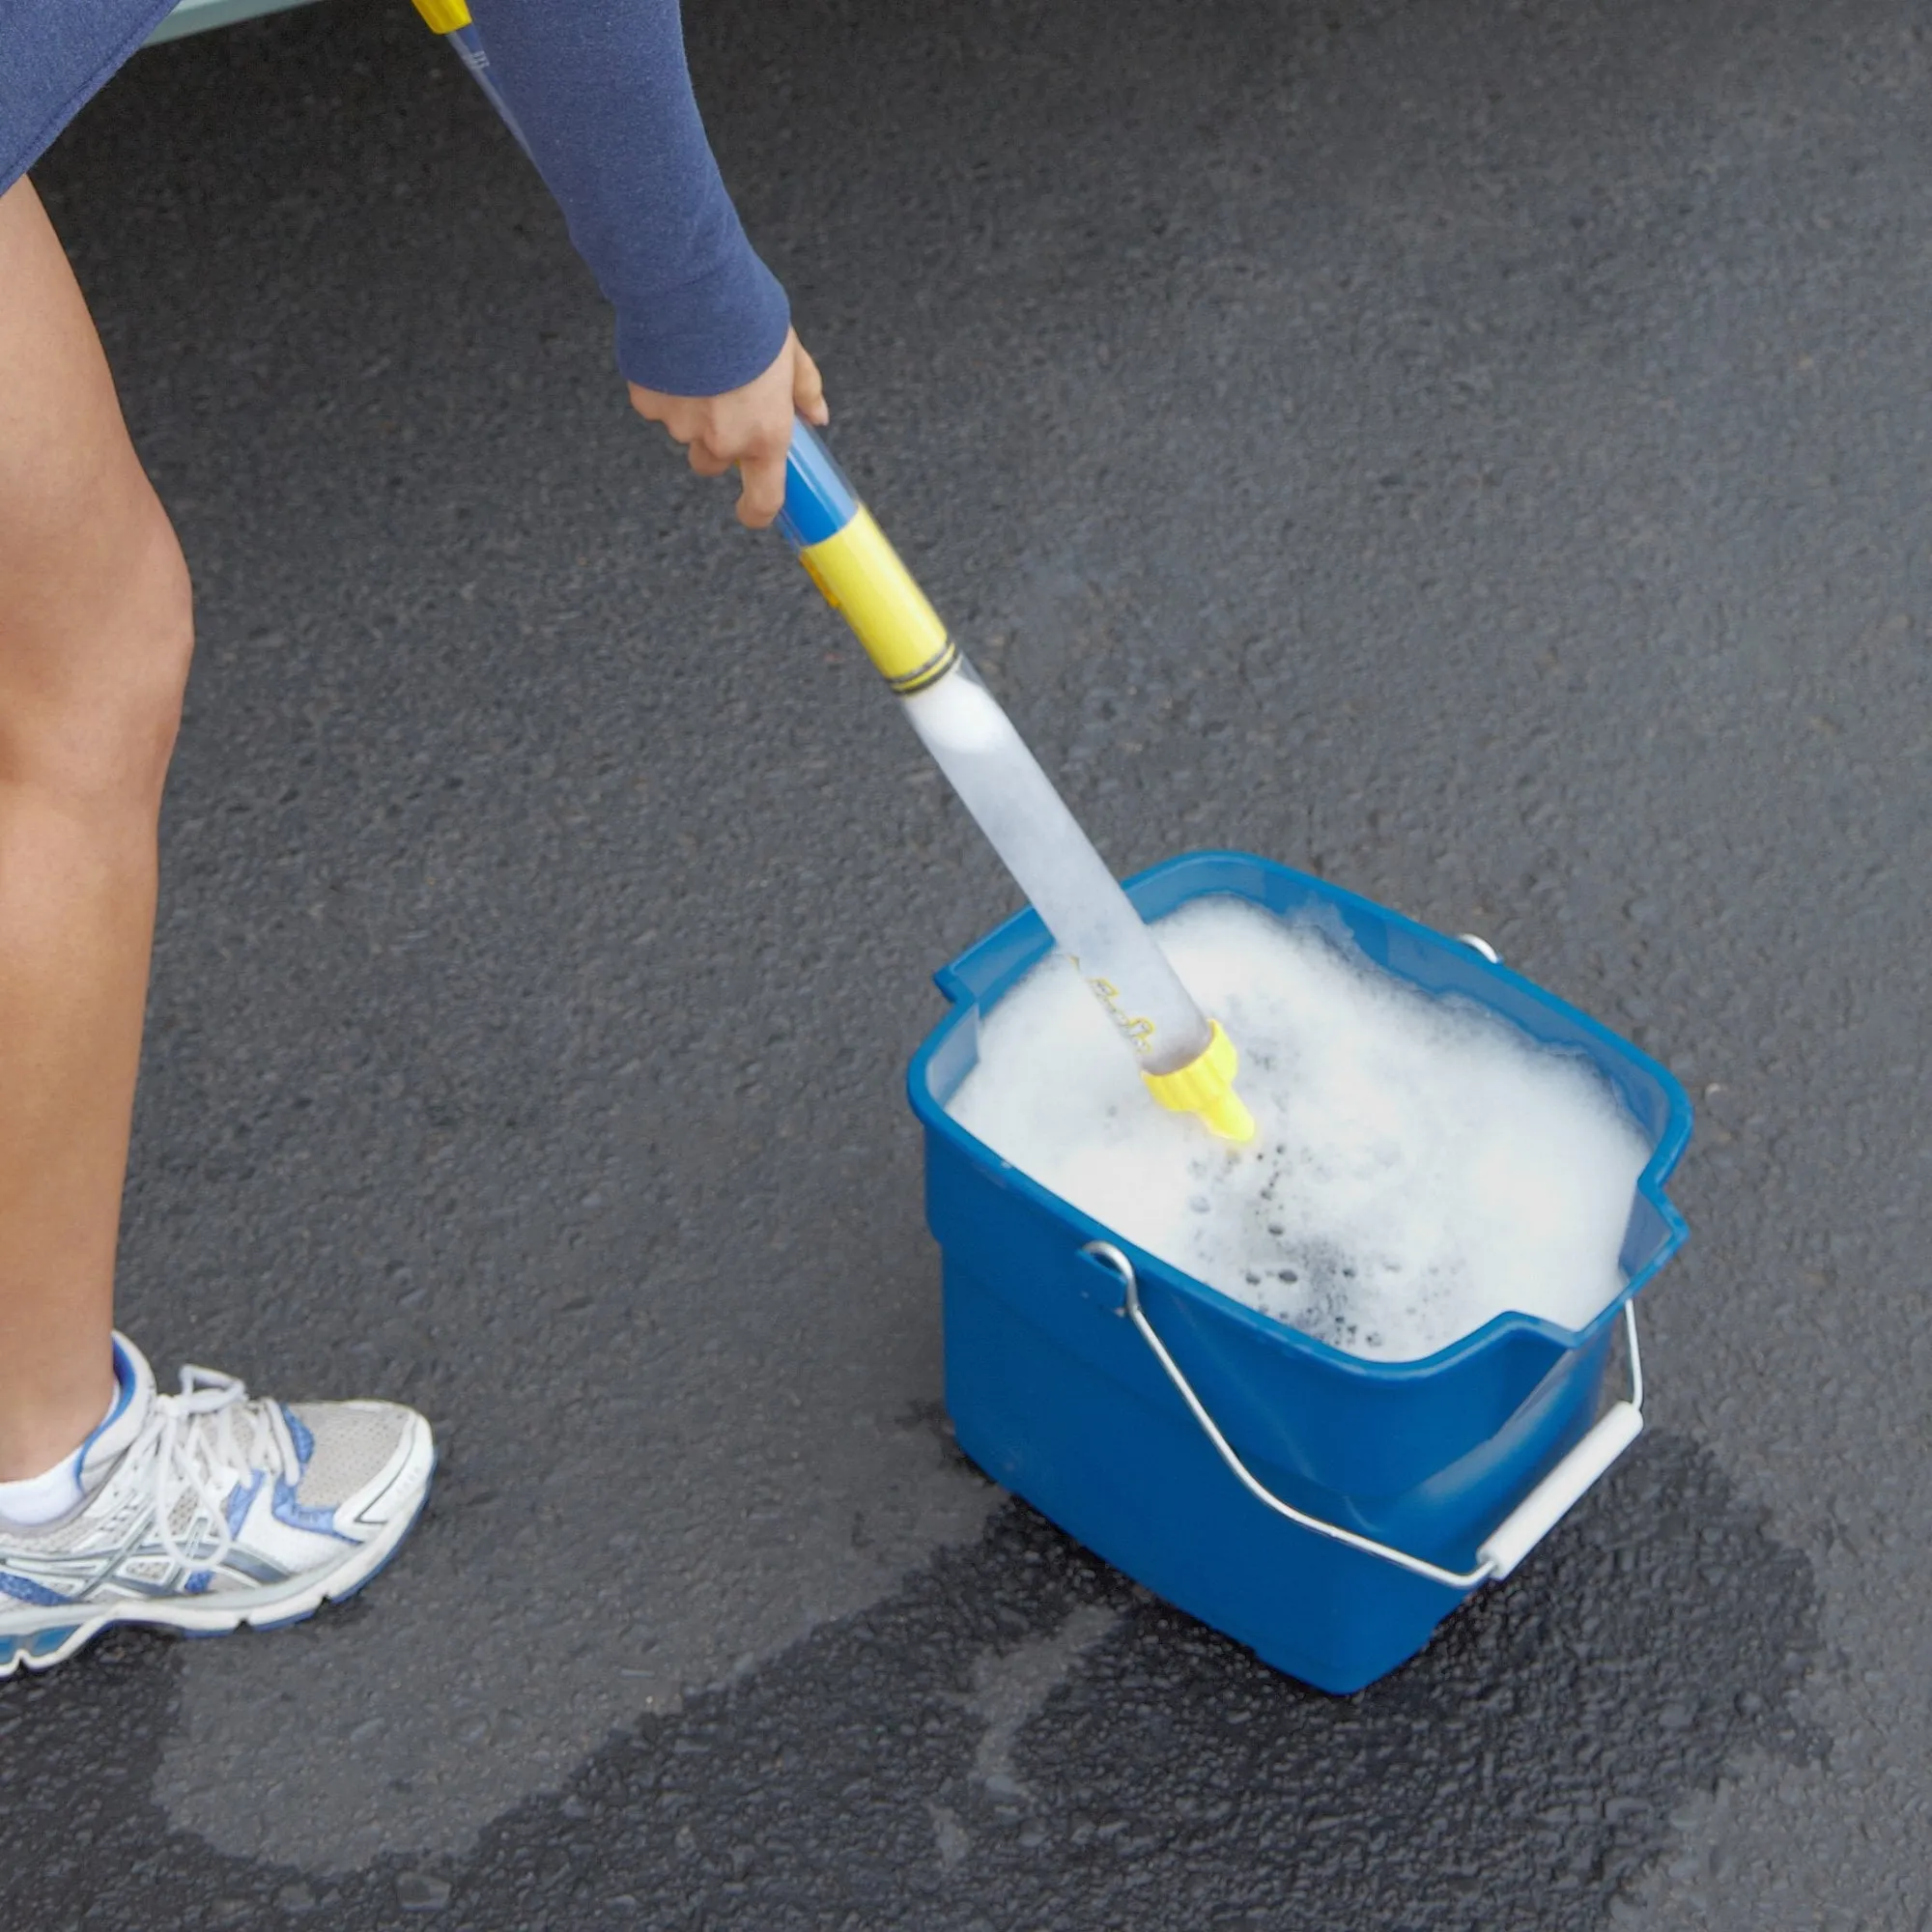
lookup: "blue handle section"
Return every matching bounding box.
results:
[779,417,861,551]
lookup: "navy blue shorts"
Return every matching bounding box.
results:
[2,0,177,196]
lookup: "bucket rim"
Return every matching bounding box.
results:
[906,846,1693,1381]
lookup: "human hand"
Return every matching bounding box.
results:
[628,328,829,530]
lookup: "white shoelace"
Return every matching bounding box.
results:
[146,1366,300,1573]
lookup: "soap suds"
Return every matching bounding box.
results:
[947,897,1651,1361]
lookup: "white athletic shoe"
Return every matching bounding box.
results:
[0,1333,434,1677]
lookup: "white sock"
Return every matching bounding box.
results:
[0,1378,122,1529]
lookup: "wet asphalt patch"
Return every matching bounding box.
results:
[2,1432,1818,1931]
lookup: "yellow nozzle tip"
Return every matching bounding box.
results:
[412,0,472,32]
[1141,1019,1255,1143]
[1200,1091,1257,1145]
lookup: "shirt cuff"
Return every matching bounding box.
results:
[612,249,792,398]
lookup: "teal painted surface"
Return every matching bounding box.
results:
[145,0,321,45]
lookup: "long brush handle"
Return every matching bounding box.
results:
[412,2,1253,1141]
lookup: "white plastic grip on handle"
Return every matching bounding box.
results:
[1476,1399,1644,1579]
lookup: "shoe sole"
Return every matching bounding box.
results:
[0,1422,436,1680]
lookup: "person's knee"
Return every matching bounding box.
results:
[0,487,194,811]
[99,496,194,798]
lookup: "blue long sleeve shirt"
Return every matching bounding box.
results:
[1,0,787,397]
[467,0,789,395]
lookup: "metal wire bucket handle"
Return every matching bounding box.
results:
[1078,1240,1646,1591]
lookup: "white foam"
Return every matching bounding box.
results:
[945,896,1652,1361]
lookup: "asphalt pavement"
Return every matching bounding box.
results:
[3,0,1927,1925]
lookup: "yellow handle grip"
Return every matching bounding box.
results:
[798,509,957,696]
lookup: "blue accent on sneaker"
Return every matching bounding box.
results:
[0,1571,71,1606]
[225,1471,263,1540]
[71,1338,139,1485]
[283,1405,315,1469]
[0,1635,15,1665]
[272,1479,354,1543]
[185,1570,213,1595]
[28,1625,78,1656]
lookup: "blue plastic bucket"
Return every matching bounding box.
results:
[909,850,1692,1692]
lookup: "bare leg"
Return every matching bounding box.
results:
[0,176,193,1478]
